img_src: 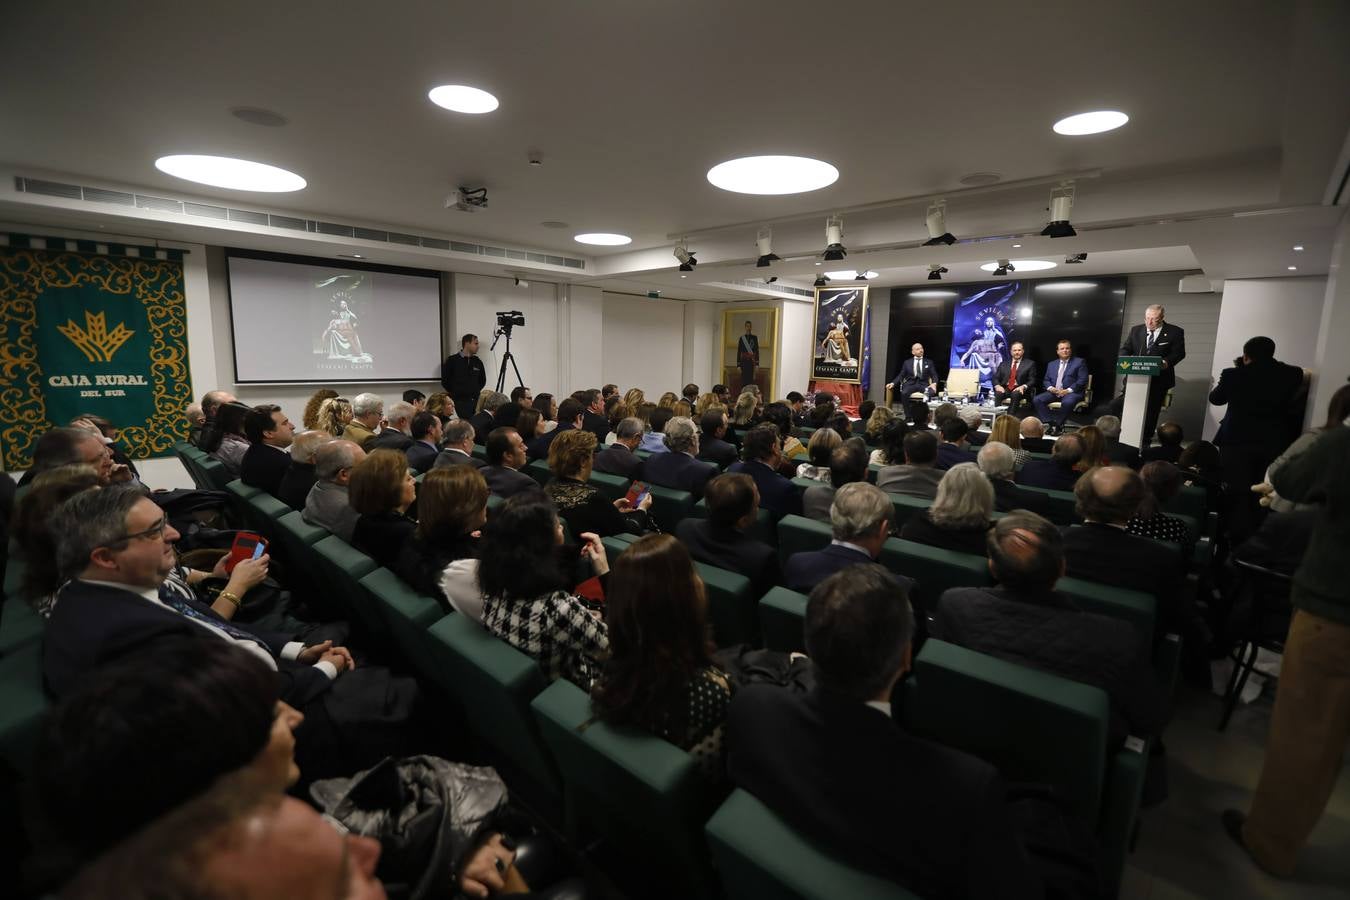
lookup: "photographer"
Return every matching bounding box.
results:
[441,333,487,421]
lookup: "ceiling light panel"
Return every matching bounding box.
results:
[1052,110,1129,135]
[428,84,499,114]
[154,155,305,192]
[707,156,839,195]
[980,259,1056,272]
[574,232,631,246]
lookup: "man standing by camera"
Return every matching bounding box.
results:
[441,333,486,421]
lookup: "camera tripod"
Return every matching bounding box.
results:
[490,325,524,393]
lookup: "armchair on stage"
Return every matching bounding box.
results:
[1048,374,1094,416]
[885,368,980,407]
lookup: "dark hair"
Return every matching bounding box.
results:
[742,423,781,462]
[243,404,281,444]
[704,473,757,527]
[1178,439,1221,472]
[410,410,439,440]
[762,402,793,440]
[1155,422,1183,447]
[603,395,621,417]
[557,397,584,426]
[302,389,339,429]
[515,407,542,442]
[986,512,1064,592]
[607,402,633,431]
[932,403,959,427]
[786,391,805,404]
[808,404,834,428]
[602,383,619,398]
[460,333,477,347]
[1320,384,1350,431]
[1242,336,1276,361]
[878,419,908,465]
[201,402,250,453]
[484,426,519,465]
[38,637,278,858]
[1075,425,1105,467]
[712,383,727,395]
[940,418,968,443]
[1051,433,1085,467]
[1137,460,1183,519]
[492,401,522,431]
[813,391,833,407]
[829,443,868,488]
[477,493,568,599]
[403,389,426,405]
[580,388,601,408]
[805,565,914,701]
[903,430,938,465]
[592,535,714,742]
[858,400,876,422]
[1075,466,1146,525]
[906,399,930,426]
[828,413,852,442]
[649,406,674,435]
[13,466,102,599]
[699,409,726,439]
[533,393,556,422]
[510,386,532,404]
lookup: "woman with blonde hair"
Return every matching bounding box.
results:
[658,391,679,410]
[544,428,651,537]
[425,391,454,426]
[314,397,353,438]
[1074,425,1108,471]
[302,389,338,430]
[900,462,994,555]
[623,388,646,410]
[694,393,718,416]
[731,392,758,428]
[864,405,896,445]
[673,399,693,419]
[796,427,842,482]
[988,414,1032,471]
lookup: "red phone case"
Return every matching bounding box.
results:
[223,532,267,574]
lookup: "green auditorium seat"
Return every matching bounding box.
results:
[879,539,992,609]
[234,484,291,537]
[588,470,631,502]
[358,568,445,677]
[310,536,382,635]
[0,597,43,659]
[487,493,504,510]
[1056,577,1156,642]
[688,500,777,546]
[0,643,48,781]
[647,485,695,532]
[774,515,832,567]
[423,614,559,806]
[883,492,932,531]
[759,587,808,653]
[531,679,723,898]
[225,478,262,501]
[1163,483,1206,519]
[790,476,817,491]
[1014,484,1078,523]
[867,463,883,483]
[634,449,652,461]
[472,443,488,461]
[906,640,1148,894]
[196,456,232,491]
[526,459,553,487]
[706,789,918,900]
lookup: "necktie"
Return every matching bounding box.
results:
[158,584,267,647]
[913,358,921,377]
[1055,361,1065,389]
[1146,330,1155,350]
[1007,361,1017,391]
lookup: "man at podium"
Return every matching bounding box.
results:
[1113,304,1185,445]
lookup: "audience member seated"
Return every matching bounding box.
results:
[1017,432,1085,492]
[731,391,759,435]
[875,430,943,500]
[239,404,294,497]
[592,534,733,778]
[184,401,205,447]
[20,425,122,487]
[1075,424,1108,471]
[807,402,834,430]
[676,473,780,598]
[1096,415,1141,468]
[349,449,417,570]
[868,417,908,466]
[900,463,994,556]
[728,424,803,517]
[366,400,415,453]
[529,397,584,459]
[479,493,610,687]
[935,418,978,471]
[978,442,1052,517]
[514,406,543,444]
[471,391,509,445]
[480,426,540,500]
[578,388,609,442]
[602,401,630,445]
[697,408,738,468]
[1177,439,1224,512]
[785,483,899,594]
[303,440,364,542]
[959,407,987,447]
[853,399,877,438]
[594,415,645,479]
[795,426,841,483]
[786,390,809,426]
[906,398,933,430]
[642,415,718,497]
[405,410,442,473]
[510,385,533,407]
[863,404,894,447]
[1141,421,1185,464]
[1063,466,1186,622]
[545,428,651,537]
[1127,461,1191,545]
[277,429,331,510]
[426,390,455,426]
[491,400,523,434]
[433,419,486,471]
[202,401,252,477]
[762,402,805,464]
[826,412,853,443]
[403,388,427,411]
[395,465,486,603]
[343,392,384,450]
[804,441,868,523]
[11,465,103,612]
[639,406,674,454]
[193,389,236,449]
[1019,415,1055,454]
[932,512,1165,745]
[532,392,559,435]
[727,564,1046,898]
[72,413,140,479]
[313,395,353,438]
[932,402,959,430]
[989,413,1033,470]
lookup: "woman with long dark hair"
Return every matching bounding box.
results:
[533,393,558,434]
[202,402,251,476]
[870,417,909,467]
[591,534,731,777]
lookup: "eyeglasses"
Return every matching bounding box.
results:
[109,516,169,545]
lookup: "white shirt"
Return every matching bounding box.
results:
[866,700,894,719]
[829,539,872,557]
[439,559,485,622]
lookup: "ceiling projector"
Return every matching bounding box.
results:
[445,187,488,213]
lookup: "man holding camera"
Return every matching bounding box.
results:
[441,333,486,422]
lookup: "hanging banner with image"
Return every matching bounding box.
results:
[810,285,869,385]
[948,281,1022,391]
[0,240,191,469]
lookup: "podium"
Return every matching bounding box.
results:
[1116,356,1161,448]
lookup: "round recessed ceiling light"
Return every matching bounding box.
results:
[229,106,288,127]
[1035,281,1098,291]
[980,259,1056,272]
[154,155,305,192]
[540,221,570,229]
[909,289,958,298]
[1287,266,1298,271]
[574,232,632,246]
[1012,243,1022,248]
[958,172,1001,187]
[1293,244,1304,252]
[1052,110,1129,136]
[825,270,878,280]
[428,84,499,114]
[707,155,839,195]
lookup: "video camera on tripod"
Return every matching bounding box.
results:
[490,310,525,392]
[496,310,525,331]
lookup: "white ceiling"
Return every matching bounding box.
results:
[2,0,1347,299]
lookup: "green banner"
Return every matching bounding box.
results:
[1116,355,1162,376]
[0,247,191,469]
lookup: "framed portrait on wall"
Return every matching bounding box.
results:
[721,307,779,399]
[810,285,868,384]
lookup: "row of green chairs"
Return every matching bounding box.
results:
[173,441,230,491]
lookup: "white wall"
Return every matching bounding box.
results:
[777,298,814,398]
[450,272,560,397]
[1308,209,1350,426]
[600,292,686,397]
[682,299,721,392]
[1205,275,1327,438]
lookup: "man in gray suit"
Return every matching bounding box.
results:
[303,440,365,542]
[875,431,943,500]
[804,442,869,522]
[432,419,486,471]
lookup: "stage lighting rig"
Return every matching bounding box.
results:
[673,240,698,272]
[853,271,870,281]
[1041,183,1077,238]
[822,216,847,261]
[927,264,948,281]
[755,227,781,268]
[923,201,956,246]
[1065,252,1087,264]
[992,259,1015,276]
[814,273,830,287]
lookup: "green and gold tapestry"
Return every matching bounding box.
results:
[0,240,191,469]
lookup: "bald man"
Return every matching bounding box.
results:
[1114,304,1185,445]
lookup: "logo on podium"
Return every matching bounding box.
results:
[1117,356,1162,376]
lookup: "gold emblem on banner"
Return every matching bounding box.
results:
[57,310,136,362]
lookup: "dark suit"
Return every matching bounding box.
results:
[469,411,495,446]
[581,411,610,444]
[432,448,487,471]
[698,436,738,469]
[899,511,990,557]
[1015,459,1080,493]
[784,543,876,594]
[990,478,1053,517]
[240,443,291,498]
[675,518,780,599]
[1061,522,1186,627]
[727,685,1042,899]
[593,444,644,480]
[481,464,540,499]
[1020,436,1056,454]
[1104,439,1141,470]
[1140,444,1183,465]
[352,512,416,571]
[527,423,573,461]
[642,451,717,498]
[1115,322,1185,445]
[277,461,318,511]
[992,358,1039,415]
[935,441,977,471]
[1033,357,1089,428]
[405,440,440,473]
[888,356,938,399]
[367,429,414,454]
[727,459,801,518]
[441,352,486,420]
[738,332,760,389]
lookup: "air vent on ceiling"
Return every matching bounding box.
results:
[13,175,587,270]
[725,278,815,298]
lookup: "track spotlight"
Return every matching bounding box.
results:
[755,227,780,268]
[1065,252,1087,264]
[927,264,948,281]
[1040,183,1077,238]
[822,215,847,261]
[853,271,869,281]
[992,259,1015,276]
[513,277,530,288]
[814,274,830,287]
[673,240,697,272]
[922,201,956,246]
[763,276,778,284]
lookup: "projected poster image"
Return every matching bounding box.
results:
[811,285,868,384]
[948,282,1021,391]
[314,275,373,367]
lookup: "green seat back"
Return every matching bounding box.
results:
[0,643,49,779]
[883,492,931,531]
[487,493,504,509]
[0,597,44,658]
[790,476,817,491]
[775,515,832,568]
[759,587,809,653]
[311,536,382,636]
[1015,484,1078,523]
[526,459,553,487]
[197,456,232,491]
[695,562,756,647]
[1163,483,1206,519]
[879,539,992,610]
[689,500,777,546]
[225,478,262,501]
[531,680,722,899]
[273,511,330,604]
[358,568,445,678]
[240,488,291,538]
[588,471,631,502]
[424,614,558,801]
[472,443,489,461]
[867,463,882,484]
[706,789,918,900]
[1057,576,1156,643]
[647,485,695,532]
